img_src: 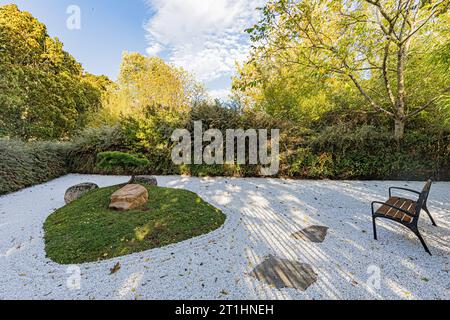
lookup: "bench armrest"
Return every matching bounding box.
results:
[371,201,416,218]
[389,187,421,198]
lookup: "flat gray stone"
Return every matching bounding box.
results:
[131,176,158,186]
[64,183,99,204]
[292,225,329,243]
[249,256,318,291]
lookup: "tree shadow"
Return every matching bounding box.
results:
[163,177,450,300]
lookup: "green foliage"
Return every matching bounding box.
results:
[65,104,450,181]
[282,125,450,180]
[0,139,68,194]
[66,126,128,174]
[94,52,206,126]
[44,185,226,264]
[240,0,450,140]
[97,151,150,173]
[2,106,448,198]
[189,100,242,130]
[0,4,108,140]
[1,2,449,191]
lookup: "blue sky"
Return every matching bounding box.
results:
[1,0,265,99]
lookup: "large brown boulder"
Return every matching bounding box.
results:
[64,183,99,204]
[109,184,148,211]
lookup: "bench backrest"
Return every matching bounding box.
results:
[415,179,432,215]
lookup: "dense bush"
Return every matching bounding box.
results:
[0,139,68,195]
[97,151,150,182]
[66,126,130,174]
[1,109,448,196]
[63,106,450,181]
[284,125,450,180]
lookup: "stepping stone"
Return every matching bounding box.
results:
[249,256,317,291]
[292,225,329,243]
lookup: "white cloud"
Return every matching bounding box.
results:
[208,88,231,101]
[146,43,164,56]
[144,0,265,95]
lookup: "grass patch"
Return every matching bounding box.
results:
[44,185,226,264]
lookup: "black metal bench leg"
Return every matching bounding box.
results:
[414,230,432,256]
[372,216,378,240]
[423,206,437,227]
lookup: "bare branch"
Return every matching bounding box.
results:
[365,0,394,24]
[348,74,395,117]
[406,86,450,118]
[401,1,449,45]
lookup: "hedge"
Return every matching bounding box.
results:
[66,124,450,181]
[1,122,449,196]
[0,139,68,195]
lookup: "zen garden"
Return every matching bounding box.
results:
[0,1,449,301]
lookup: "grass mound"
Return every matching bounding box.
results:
[44,185,226,264]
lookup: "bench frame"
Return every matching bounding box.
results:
[371,180,437,255]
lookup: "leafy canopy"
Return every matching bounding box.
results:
[240,0,450,139]
[0,4,110,140]
[96,52,208,125]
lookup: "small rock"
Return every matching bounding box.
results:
[64,183,99,204]
[130,176,158,186]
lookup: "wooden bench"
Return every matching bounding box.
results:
[371,180,437,255]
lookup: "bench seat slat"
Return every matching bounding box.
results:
[376,197,416,223]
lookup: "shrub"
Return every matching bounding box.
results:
[44,104,450,182]
[120,115,179,175]
[97,151,150,181]
[66,126,128,174]
[0,139,68,195]
[299,125,450,180]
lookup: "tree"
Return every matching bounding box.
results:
[246,0,450,140]
[98,52,208,125]
[0,4,108,140]
[96,53,209,166]
[233,54,356,124]
[97,151,150,182]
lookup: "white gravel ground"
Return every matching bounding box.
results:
[0,174,449,300]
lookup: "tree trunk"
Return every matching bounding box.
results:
[394,119,405,142]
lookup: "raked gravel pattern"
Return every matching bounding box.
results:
[0,174,449,300]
